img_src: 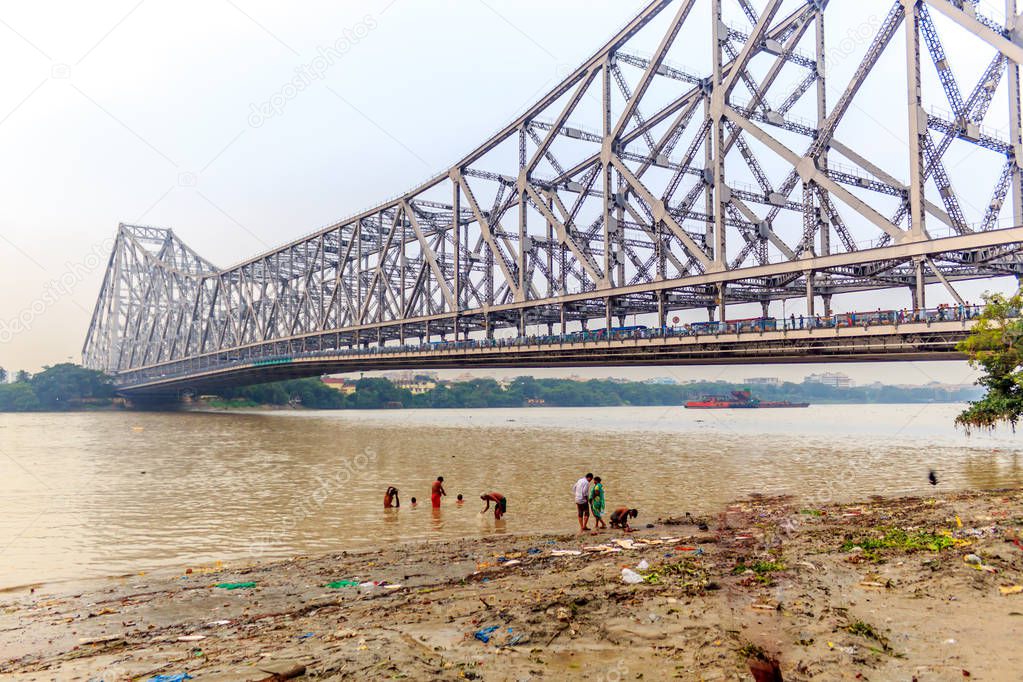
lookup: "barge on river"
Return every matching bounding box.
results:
[684,389,809,409]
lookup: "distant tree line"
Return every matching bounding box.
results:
[0,366,985,413]
[0,363,116,411]
[214,375,983,410]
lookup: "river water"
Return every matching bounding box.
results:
[1,404,1020,588]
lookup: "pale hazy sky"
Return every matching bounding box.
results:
[0,0,1014,385]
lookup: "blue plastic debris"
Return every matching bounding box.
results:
[149,675,193,682]
[474,626,499,643]
[298,632,315,640]
[527,548,541,555]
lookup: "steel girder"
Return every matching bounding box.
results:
[84,0,1023,378]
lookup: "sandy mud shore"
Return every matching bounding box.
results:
[1,489,1021,681]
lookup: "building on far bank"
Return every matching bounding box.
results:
[744,377,781,386]
[644,377,679,385]
[393,375,438,395]
[804,372,853,389]
[322,376,357,395]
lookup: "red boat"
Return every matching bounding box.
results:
[684,389,809,409]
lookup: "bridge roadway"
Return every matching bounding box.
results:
[115,310,979,396]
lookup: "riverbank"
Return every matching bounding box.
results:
[2,488,1021,681]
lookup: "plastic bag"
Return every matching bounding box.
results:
[621,568,644,584]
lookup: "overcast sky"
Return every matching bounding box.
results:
[0,0,1015,385]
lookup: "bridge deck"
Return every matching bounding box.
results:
[117,318,974,396]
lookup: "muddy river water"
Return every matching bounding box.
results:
[1,404,1020,588]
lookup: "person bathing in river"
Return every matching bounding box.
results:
[384,486,400,508]
[610,507,638,531]
[480,492,507,520]
[589,476,606,530]
[431,477,447,508]
[456,494,464,506]
[410,497,417,508]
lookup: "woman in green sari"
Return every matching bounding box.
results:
[589,476,606,530]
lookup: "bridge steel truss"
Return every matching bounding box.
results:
[86,0,1023,381]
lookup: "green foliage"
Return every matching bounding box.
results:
[732,559,785,584]
[28,363,115,409]
[0,382,42,411]
[220,377,346,409]
[956,291,1023,431]
[210,373,984,411]
[732,560,786,575]
[0,364,115,412]
[841,528,953,557]
[845,620,894,654]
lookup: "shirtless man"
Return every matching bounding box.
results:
[609,508,638,531]
[480,492,507,520]
[384,486,400,508]
[431,476,447,508]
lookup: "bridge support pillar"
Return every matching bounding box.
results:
[716,283,726,324]
[913,257,926,311]
[519,309,526,337]
[822,294,833,317]
[485,313,493,340]
[605,297,613,332]
[657,292,667,329]
[805,274,815,317]
[760,301,770,319]
[706,306,715,322]
[560,305,567,335]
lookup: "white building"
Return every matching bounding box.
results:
[744,377,781,386]
[804,372,853,389]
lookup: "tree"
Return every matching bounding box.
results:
[28,363,115,409]
[14,370,30,383]
[0,367,7,384]
[0,383,41,411]
[955,291,1023,431]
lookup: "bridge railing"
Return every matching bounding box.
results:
[112,304,986,389]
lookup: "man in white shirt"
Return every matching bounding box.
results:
[573,473,594,532]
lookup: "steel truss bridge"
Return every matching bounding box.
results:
[85,0,1023,396]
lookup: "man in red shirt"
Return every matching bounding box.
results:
[384,486,400,508]
[431,477,446,508]
[480,492,507,520]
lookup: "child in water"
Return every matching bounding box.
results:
[456,494,464,506]
[410,497,418,508]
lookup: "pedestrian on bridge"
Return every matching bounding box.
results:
[431,476,447,508]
